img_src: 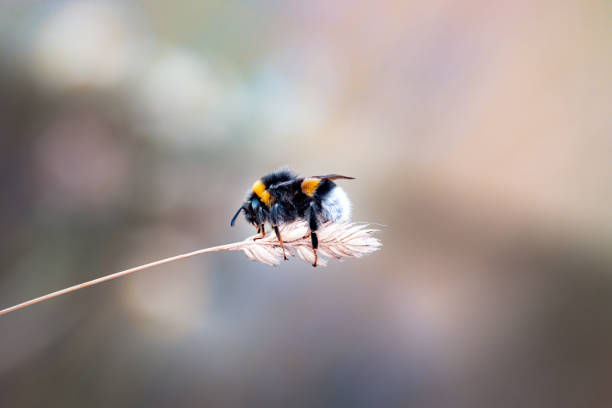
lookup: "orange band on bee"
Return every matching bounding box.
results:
[252,180,273,207]
[301,178,321,197]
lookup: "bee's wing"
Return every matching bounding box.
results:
[269,179,296,189]
[312,174,355,180]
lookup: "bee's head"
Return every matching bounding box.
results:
[230,200,257,227]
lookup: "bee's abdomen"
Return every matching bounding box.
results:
[320,185,352,223]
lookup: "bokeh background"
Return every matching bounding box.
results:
[1,0,611,407]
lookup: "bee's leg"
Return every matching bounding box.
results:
[310,232,319,267]
[271,203,287,260]
[308,203,319,267]
[254,224,266,240]
[273,226,288,260]
[252,201,267,240]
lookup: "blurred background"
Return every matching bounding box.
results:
[0,0,611,407]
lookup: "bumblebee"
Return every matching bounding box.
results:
[230,168,354,266]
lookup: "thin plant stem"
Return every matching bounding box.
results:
[0,242,237,317]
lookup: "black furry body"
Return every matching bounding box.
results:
[231,168,353,266]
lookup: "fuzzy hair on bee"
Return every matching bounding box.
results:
[230,168,354,266]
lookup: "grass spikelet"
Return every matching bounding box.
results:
[236,222,381,266]
[0,222,381,316]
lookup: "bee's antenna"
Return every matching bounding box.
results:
[230,205,246,227]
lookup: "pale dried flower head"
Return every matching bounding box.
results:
[236,222,382,267]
